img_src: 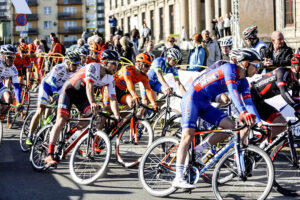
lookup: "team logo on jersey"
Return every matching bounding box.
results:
[254,76,276,88]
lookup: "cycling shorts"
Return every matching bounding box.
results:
[0,86,11,100]
[181,88,227,129]
[116,86,131,105]
[37,82,53,106]
[57,82,90,118]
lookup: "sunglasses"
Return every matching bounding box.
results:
[169,40,175,43]
[143,63,151,69]
[171,58,179,63]
[107,61,119,66]
[249,62,260,69]
[6,55,16,60]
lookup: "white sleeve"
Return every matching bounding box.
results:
[107,76,116,98]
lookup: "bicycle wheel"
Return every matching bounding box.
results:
[30,125,52,171]
[69,131,111,185]
[161,114,182,138]
[139,136,179,197]
[271,139,300,196]
[212,145,274,200]
[152,108,179,135]
[0,121,3,144]
[21,90,30,119]
[7,108,17,129]
[116,120,153,167]
[20,111,36,152]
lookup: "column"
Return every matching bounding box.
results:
[205,0,213,32]
[191,0,201,34]
[221,0,229,17]
[215,0,220,18]
[180,0,189,38]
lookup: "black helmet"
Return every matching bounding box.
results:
[65,51,81,64]
[77,47,89,57]
[242,26,258,39]
[0,44,17,54]
[100,50,120,62]
[229,48,262,62]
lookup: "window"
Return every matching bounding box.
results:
[142,12,145,24]
[115,0,117,8]
[64,35,77,42]
[169,5,174,34]
[64,21,77,28]
[284,0,294,26]
[64,7,76,13]
[159,7,163,40]
[44,21,52,29]
[27,22,33,28]
[127,16,130,32]
[150,10,154,39]
[121,18,124,31]
[44,7,51,15]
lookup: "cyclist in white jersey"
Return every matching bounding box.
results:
[0,45,22,118]
[26,51,81,146]
[242,26,267,55]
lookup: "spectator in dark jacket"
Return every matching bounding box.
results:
[187,33,208,71]
[160,36,182,64]
[120,36,134,63]
[109,15,117,35]
[261,31,293,71]
[113,35,123,55]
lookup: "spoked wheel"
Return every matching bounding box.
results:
[116,120,153,168]
[30,125,52,171]
[212,145,274,200]
[138,136,180,197]
[152,108,180,136]
[161,114,182,138]
[271,140,300,197]
[69,131,111,185]
[20,111,36,152]
[21,89,30,119]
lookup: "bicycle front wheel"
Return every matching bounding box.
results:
[69,131,111,185]
[212,145,274,200]
[116,120,153,167]
[20,111,36,152]
[161,114,182,138]
[152,108,179,135]
[272,139,300,196]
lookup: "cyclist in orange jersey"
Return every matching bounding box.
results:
[86,43,101,64]
[14,44,31,86]
[28,43,38,83]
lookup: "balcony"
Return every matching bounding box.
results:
[58,26,83,34]
[27,14,38,20]
[63,41,76,48]
[28,28,38,35]
[27,0,38,6]
[0,16,10,22]
[57,12,83,19]
[57,0,82,5]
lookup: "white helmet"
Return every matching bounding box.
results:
[166,48,182,60]
[220,37,233,47]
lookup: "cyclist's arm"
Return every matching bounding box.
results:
[123,67,138,98]
[107,78,121,119]
[11,68,22,103]
[156,70,169,89]
[142,78,156,106]
[174,78,186,94]
[86,80,96,105]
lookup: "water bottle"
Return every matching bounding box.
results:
[201,148,216,164]
[68,130,81,144]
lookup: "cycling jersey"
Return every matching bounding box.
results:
[0,60,21,103]
[14,54,31,70]
[38,63,75,105]
[86,57,100,64]
[114,65,155,104]
[254,40,267,54]
[251,67,300,122]
[181,63,261,129]
[29,55,38,65]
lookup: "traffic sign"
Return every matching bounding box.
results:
[16,14,28,26]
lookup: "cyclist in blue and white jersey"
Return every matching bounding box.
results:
[0,45,22,118]
[26,51,81,146]
[173,49,265,189]
[242,26,267,56]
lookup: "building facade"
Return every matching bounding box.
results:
[0,0,12,44]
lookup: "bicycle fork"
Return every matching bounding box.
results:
[234,133,247,181]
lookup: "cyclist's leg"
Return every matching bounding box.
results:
[0,89,13,116]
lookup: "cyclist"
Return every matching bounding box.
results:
[28,43,38,85]
[76,47,89,68]
[44,50,121,166]
[86,43,101,64]
[250,54,300,141]
[242,26,267,55]
[140,48,186,105]
[14,44,31,86]
[114,52,158,114]
[220,37,232,61]
[173,48,264,189]
[0,45,22,118]
[26,52,81,146]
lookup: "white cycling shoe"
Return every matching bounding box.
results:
[172,178,196,189]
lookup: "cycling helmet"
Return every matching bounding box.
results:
[291,54,300,72]
[0,44,17,54]
[242,26,258,39]
[229,48,262,63]
[166,47,182,60]
[136,52,153,64]
[18,44,28,52]
[77,47,89,57]
[220,37,233,47]
[89,43,101,53]
[65,51,81,64]
[101,49,120,61]
[28,43,37,52]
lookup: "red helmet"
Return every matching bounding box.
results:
[28,43,36,52]
[89,43,101,53]
[136,52,153,64]
[18,44,28,52]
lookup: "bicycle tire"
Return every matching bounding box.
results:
[271,139,300,197]
[116,119,153,168]
[0,121,3,144]
[161,114,182,138]
[138,136,180,197]
[30,125,52,171]
[152,108,180,136]
[69,131,111,185]
[21,90,30,119]
[20,111,36,152]
[212,145,274,200]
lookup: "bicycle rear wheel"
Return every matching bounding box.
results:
[30,125,52,171]
[69,131,111,185]
[161,114,182,138]
[152,108,179,135]
[272,139,300,197]
[20,111,36,152]
[212,145,274,200]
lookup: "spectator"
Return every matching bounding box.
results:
[218,17,224,38]
[113,35,123,55]
[220,37,232,61]
[187,33,208,71]
[297,47,300,54]
[242,26,267,56]
[261,31,293,71]
[82,30,89,43]
[115,26,123,36]
[224,13,231,36]
[212,19,219,38]
[106,34,114,50]
[49,33,56,41]
[19,38,26,46]
[131,25,140,47]
[141,24,151,50]
[201,30,221,67]
[48,37,64,63]
[68,38,85,52]
[180,26,187,42]
[109,15,117,35]
[144,40,155,60]
[40,39,49,53]
[120,36,134,62]
[160,36,182,64]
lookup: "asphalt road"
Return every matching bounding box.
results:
[0,91,298,200]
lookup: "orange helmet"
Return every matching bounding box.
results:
[89,43,101,53]
[18,44,28,52]
[136,52,153,64]
[28,43,36,52]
